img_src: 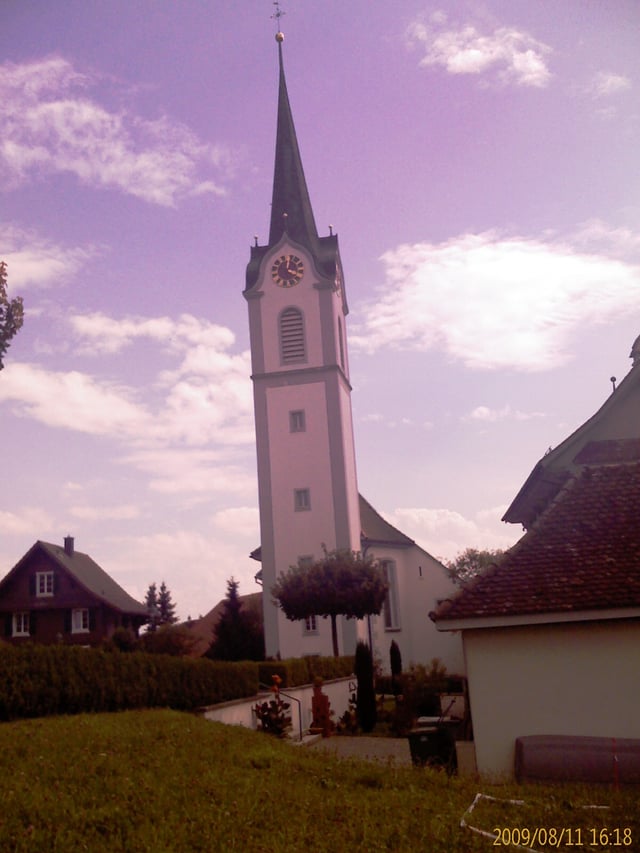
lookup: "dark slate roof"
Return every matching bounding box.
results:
[359,495,416,548]
[36,541,147,616]
[181,592,262,657]
[434,463,640,624]
[245,37,341,292]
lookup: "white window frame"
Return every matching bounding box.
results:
[303,614,318,634]
[72,608,90,634]
[294,488,311,512]
[13,612,30,637]
[36,571,54,597]
[382,560,401,631]
[289,409,306,433]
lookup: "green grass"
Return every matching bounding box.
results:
[0,709,637,852]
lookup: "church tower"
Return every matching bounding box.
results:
[244,32,361,658]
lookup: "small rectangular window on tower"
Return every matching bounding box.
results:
[289,410,306,432]
[294,488,311,512]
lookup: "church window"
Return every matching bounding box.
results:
[381,560,400,630]
[294,488,311,511]
[289,409,306,432]
[279,307,306,363]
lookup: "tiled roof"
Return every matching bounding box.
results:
[434,462,640,623]
[37,541,148,616]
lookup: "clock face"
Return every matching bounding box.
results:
[271,254,304,287]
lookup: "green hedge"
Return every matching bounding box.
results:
[258,655,354,690]
[0,646,355,721]
[0,646,258,721]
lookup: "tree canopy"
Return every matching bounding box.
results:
[271,548,388,656]
[444,547,504,587]
[0,262,24,371]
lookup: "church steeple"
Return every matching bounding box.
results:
[268,33,319,253]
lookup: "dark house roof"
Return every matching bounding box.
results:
[433,462,640,626]
[503,357,640,528]
[1,540,148,617]
[181,592,263,657]
[359,495,416,548]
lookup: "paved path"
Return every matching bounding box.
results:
[308,735,412,766]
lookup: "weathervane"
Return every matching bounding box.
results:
[271,1,285,34]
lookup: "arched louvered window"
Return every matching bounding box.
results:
[279,307,306,363]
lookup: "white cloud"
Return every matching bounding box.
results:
[0,56,232,205]
[384,505,519,563]
[0,362,148,436]
[70,504,142,521]
[588,71,631,98]
[351,231,640,371]
[466,404,545,423]
[407,15,551,88]
[0,223,95,291]
[0,506,55,536]
[121,449,256,497]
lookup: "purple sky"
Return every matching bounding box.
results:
[2,1,639,621]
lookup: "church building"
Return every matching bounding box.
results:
[244,31,463,674]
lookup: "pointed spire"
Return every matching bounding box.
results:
[268,34,319,252]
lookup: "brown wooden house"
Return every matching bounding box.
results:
[1,537,148,646]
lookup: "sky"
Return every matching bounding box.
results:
[1,0,639,622]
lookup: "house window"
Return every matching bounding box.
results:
[72,608,90,634]
[36,571,54,597]
[279,307,306,363]
[304,615,318,633]
[381,560,400,630]
[13,612,30,637]
[294,488,311,511]
[298,555,313,568]
[289,409,306,433]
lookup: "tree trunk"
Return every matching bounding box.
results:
[330,614,339,657]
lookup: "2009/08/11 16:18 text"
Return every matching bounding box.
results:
[492,826,632,848]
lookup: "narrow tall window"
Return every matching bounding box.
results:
[72,608,90,634]
[294,488,311,511]
[304,614,318,633]
[279,307,306,363]
[381,560,400,630]
[13,612,30,637]
[338,317,345,370]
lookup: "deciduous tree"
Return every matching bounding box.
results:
[0,262,24,371]
[271,548,388,657]
[444,547,504,587]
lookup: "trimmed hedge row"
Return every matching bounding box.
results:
[258,655,354,690]
[0,645,355,722]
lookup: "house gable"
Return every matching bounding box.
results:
[504,356,640,527]
[0,539,147,645]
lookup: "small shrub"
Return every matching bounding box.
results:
[254,675,291,737]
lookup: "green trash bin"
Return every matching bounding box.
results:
[407,725,457,772]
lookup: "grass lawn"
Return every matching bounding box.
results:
[0,709,637,851]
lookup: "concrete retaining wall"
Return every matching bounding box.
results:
[199,676,355,740]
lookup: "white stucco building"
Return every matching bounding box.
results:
[244,32,462,674]
[434,343,640,779]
